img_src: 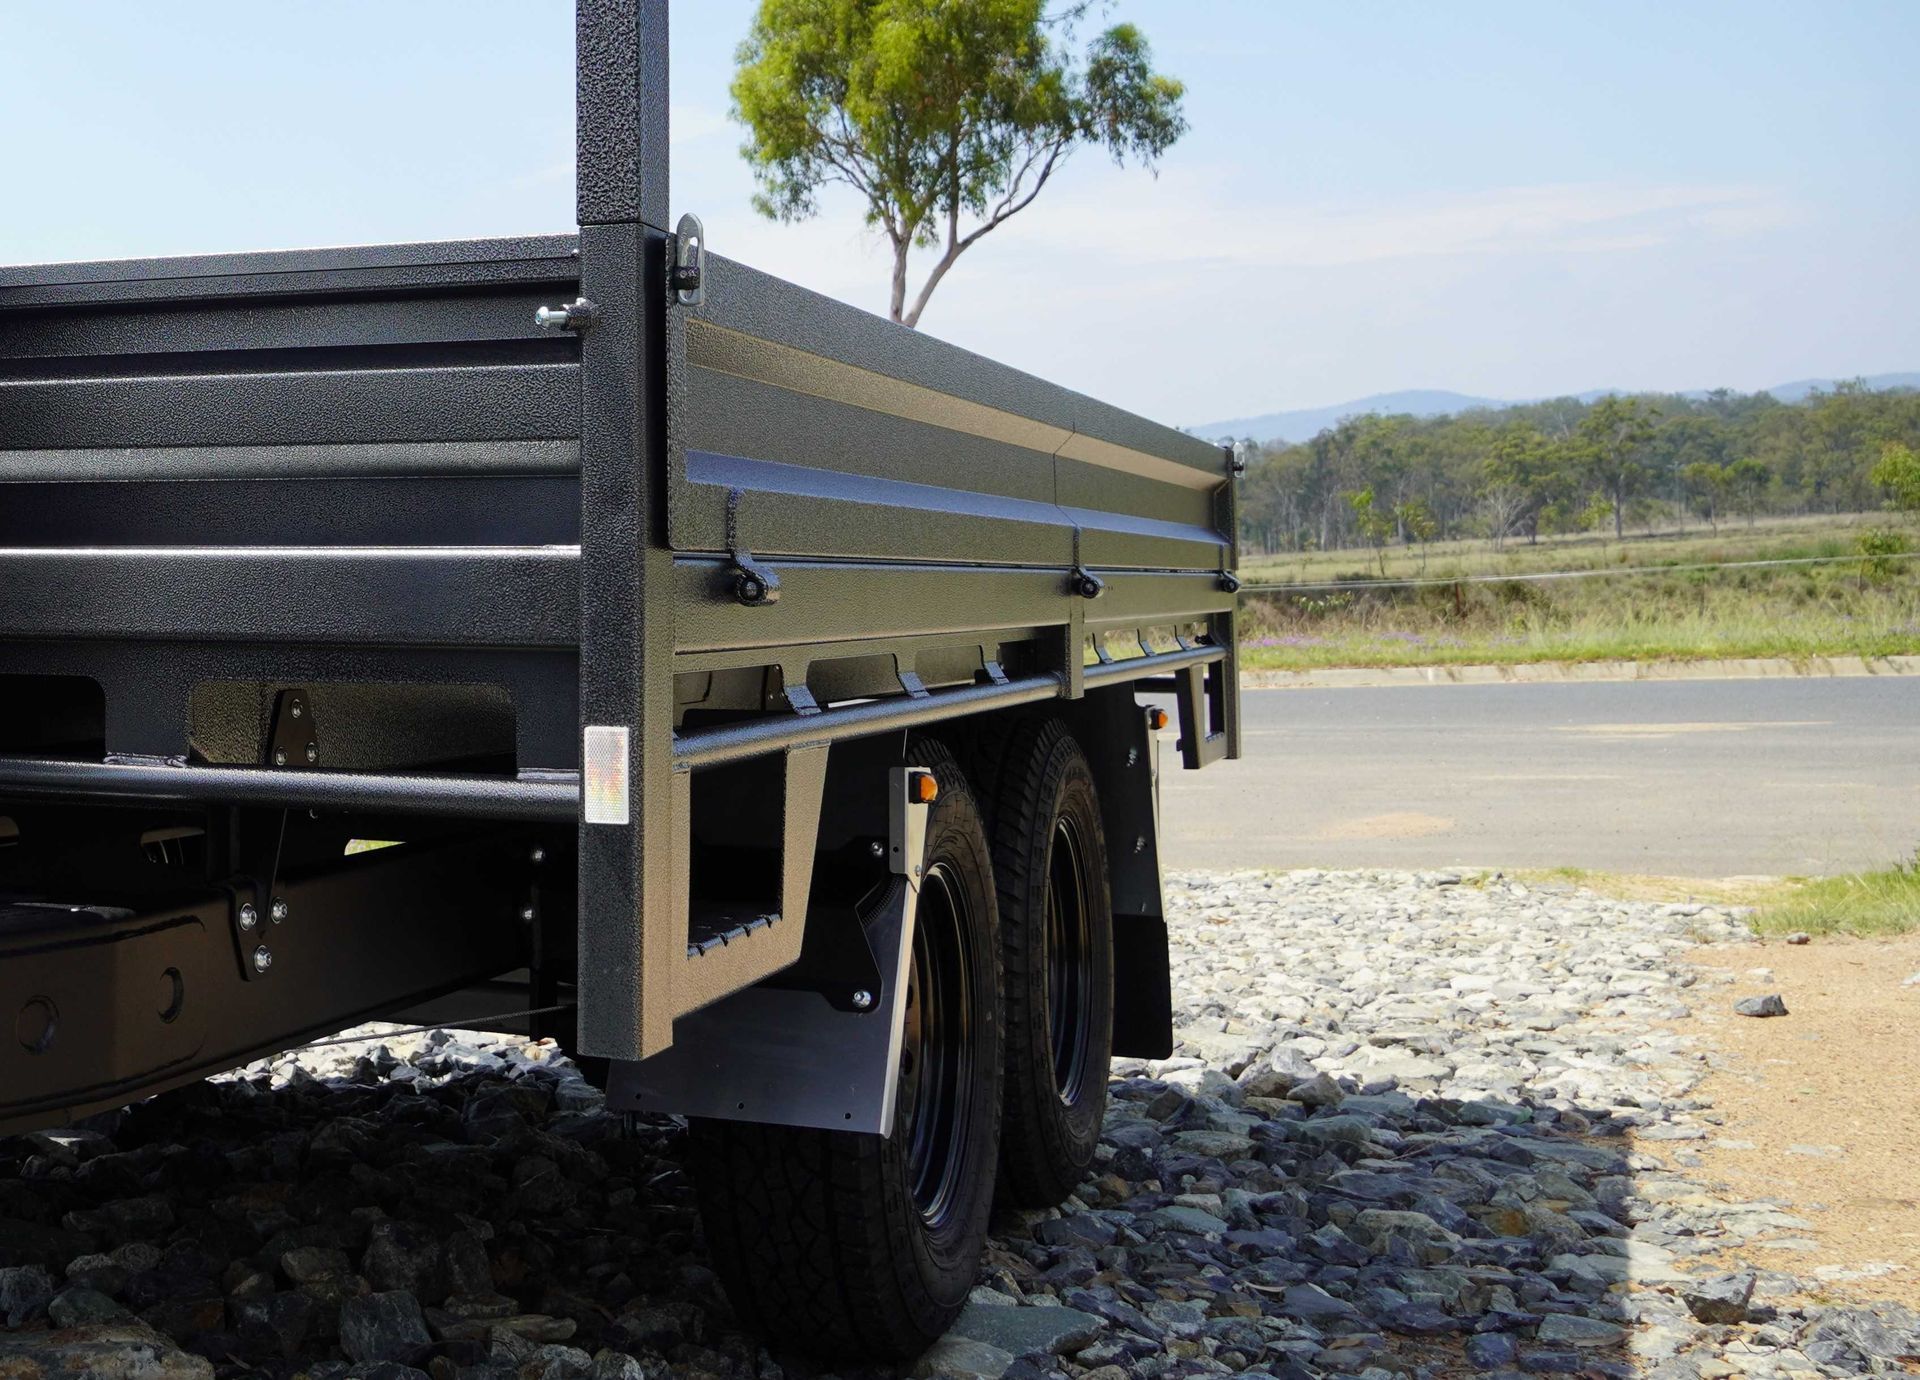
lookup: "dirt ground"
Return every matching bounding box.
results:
[1681,930,1920,1305]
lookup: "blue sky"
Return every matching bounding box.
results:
[3,2,1915,427]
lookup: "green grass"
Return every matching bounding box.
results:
[1751,857,1920,937]
[1503,863,1920,938]
[1239,514,1920,671]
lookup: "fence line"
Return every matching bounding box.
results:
[1237,550,1920,596]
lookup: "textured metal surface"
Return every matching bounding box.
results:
[576,0,669,228]
[606,877,919,1134]
[1,0,1236,1082]
[0,833,533,1132]
[0,759,578,821]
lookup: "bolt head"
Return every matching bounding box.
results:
[238,903,259,931]
[273,749,287,766]
[251,945,272,974]
[868,840,885,858]
[290,702,302,718]
[304,742,318,763]
[530,846,547,865]
[1134,836,1148,854]
[269,898,289,924]
[851,990,874,1010]
[519,905,537,923]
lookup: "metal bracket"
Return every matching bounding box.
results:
[897,669,931,700]
[670,212,706,307]
[1069,565,1106,600]
[1218,570,1242,594]
[723,487,781,606]
[979,659,1011,686]
[266,688,318,769]
[225,881,274,982]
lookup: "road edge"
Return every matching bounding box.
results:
[1242,653,1920,690]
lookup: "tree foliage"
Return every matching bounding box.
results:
[731,0,1187,326]
[1228,384,1920,556]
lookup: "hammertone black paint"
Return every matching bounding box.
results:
[0,0,1237,1104]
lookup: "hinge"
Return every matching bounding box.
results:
[670,212,706,307]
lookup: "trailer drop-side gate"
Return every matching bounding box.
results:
[0,1,1237,1359]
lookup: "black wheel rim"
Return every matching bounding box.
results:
[899,863,975,1229]
[1046,816,1094,1104]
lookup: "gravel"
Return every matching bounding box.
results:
[2,868,1915,1380]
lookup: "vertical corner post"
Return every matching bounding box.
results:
[1214,446,1243,761]
[575,0,680,1059]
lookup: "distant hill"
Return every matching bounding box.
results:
[1195,372,1920,444]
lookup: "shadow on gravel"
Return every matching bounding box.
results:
[10,861,1920,1380]
[0,1033,1916,1380]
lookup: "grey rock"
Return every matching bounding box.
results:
[1535,1314,1626,1347]
[1681,1271,1756,1324]
[340,1290,433,1364]
[0,1321,213,1380]
[1783,931,1811,945]
[1274,1283,1364,1324]
[1466,1332,1520,1368]
[1287,1072,1344,1107]
[912,1335,1017,1379]
[947,1302,1104,1358]
[0,1262,56,1327]
[47,1286,133,1327]
[1733,994,1788,1017]
[1150,1205,1230,1236]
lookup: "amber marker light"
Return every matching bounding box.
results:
[909,770,940,804]
[1147,707,1170,731]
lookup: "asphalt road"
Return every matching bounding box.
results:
[1156,676,1920,877]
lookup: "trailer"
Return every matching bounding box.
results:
[0,2,1238,1358]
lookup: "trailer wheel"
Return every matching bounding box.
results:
[688,737,1002,1361]
[986,717,1114,1208]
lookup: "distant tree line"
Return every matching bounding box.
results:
[1225,383,1920,557]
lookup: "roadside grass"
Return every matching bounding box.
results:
[1749,857,1920,938]
[1509,863,1920,938]
[1236,515,1920,671]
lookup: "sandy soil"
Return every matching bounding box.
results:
[1681,931,1920,1306]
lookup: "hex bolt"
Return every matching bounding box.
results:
[290,702,303,719]
[270,897,289,925]
[273,749,287,767]
[868,840,885,858]
[304,742,318,763]
[1126,746,1140,767]
[530,846,547,865]
[851,990,874,1010]
[519,905,537,923]
[1134,836,1148,854]
[238,903,259,931]
[251,946,273,974]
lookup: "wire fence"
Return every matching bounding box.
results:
[1237,550,1920,596]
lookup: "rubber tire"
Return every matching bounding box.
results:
[688,736,1003,1361]
[984,716,1114,1208]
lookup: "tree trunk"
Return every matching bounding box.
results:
[889,241,910,324]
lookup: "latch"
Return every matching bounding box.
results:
[723,486,781,606]
[671,213,706,307]
[534,297,599,332]
[1069,566,1106,600]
